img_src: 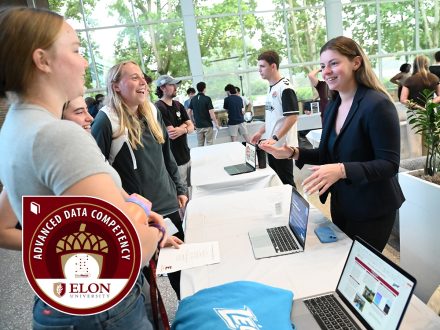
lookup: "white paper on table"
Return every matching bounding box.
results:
[156,241,220,275]
[164,217,179,236]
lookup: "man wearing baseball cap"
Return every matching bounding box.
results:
[155,75,194,189]
[156,74,181,87]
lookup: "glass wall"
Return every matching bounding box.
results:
[48,0,188,96]
[342,0,440,98]
[193,0,327,104]
[48,0,440,105]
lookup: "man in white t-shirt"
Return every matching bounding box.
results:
[251,50,299,187]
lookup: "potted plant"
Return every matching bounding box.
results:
[405,89,440,180]
[398,89,440,303]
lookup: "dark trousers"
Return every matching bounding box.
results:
[163,210,184,300]
[330,198,396,252]
[267,153,295,187]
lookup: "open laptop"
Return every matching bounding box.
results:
[291,237,417,330]
[248,188,310,259]
[224,143,256,175]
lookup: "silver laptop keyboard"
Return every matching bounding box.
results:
[267,226,298,252]
[303,294,360,330]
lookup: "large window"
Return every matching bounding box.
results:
[342,0,440,98]
[194,0,327,106]
[48,0,440,105]
[49,0,188,94]
[197,16,245,74]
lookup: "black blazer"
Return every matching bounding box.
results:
[297,85,405,220]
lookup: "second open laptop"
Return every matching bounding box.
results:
[291,236,417,330]
[248,188,310,259]
[224,143,256,175]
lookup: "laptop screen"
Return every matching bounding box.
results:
[336,238,416,330]
[245,143,256,168]
[288,189,309,249]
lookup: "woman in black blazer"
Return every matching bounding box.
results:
[260,36,404,251]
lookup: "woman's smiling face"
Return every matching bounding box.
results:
[63,96,93,133]
[320,49,361,94]
[113,62,147,111]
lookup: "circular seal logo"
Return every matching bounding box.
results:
[22,196,142,315]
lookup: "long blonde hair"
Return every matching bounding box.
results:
[412,55,431,85]
[106,61,164,149]
[0,7,63,99]
[320,36,393,102]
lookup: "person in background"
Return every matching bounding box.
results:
[223,84,249,142]
[401,55,440,107]
[390,63,411,100]
[401,55,440,156]
[184,87,196,124]
[143,74,156,104]
[155,75,194,189]
[308,67,330,122]
[84,96,95,114]
[92,61,187,300]
[184,87,196,110]
[87,93,105,118]
[144,74,153,85]
[236,86,251,113]
[61,96,93,132]
[188,82,219,146]
[0,7,167,329]
[259,36,404,252]
[251,50,299,187]
[429,50,440,79]
[95,93,105,109]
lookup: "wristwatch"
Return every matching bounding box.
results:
[272,134,279,141]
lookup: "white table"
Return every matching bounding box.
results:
[181,185,440,329]
[190,142,282,199]
[182,185,351,298]
[298,113,322,131]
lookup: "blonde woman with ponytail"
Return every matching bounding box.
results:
[400,55,440,107]
[260,36,404,252]
[92,61,186,300]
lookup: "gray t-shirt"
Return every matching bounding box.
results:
[0,103,121,223]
